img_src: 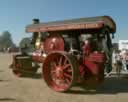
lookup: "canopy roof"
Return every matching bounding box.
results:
[26,16,116,33]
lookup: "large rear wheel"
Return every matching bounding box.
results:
[42,52,79,92]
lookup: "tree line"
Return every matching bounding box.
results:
[0,30,34,52]
[0,31,16,52]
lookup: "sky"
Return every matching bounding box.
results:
[0,0,127,45]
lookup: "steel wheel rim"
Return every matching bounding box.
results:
[43,52,75,92]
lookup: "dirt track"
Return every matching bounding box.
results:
[0,53,128,102]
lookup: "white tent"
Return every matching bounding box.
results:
[119,40,128,50]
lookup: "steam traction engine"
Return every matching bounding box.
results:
[10,16,116,92]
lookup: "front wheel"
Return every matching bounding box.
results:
[42,52,79,92]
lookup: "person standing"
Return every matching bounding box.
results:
[120,50,127,71]
[125,51,128,71]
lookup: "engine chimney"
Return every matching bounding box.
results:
[32,19,40,24]
[31,19,40,44]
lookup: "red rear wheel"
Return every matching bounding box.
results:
[42,52,78,92]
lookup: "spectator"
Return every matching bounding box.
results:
[120,50,127,71]
[125,51,128,70]
[111,50,122,76]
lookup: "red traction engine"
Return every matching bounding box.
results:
[10,16,116,92]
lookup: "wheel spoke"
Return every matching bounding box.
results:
[59,56,63,66]
[50,70,55,75]
[63,64,71,69]
[51,70,56,75]
[51,61,57,68]
[64,73,72,79]
[65,78,71,84]
[66,69,72,72]
[56,80,64,85]
[51,73,57,80]
[64,58,68,65]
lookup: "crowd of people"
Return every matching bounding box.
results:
[112,49,128,72]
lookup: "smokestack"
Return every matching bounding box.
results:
[32,18,40,24]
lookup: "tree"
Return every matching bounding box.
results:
[0,31,15,51]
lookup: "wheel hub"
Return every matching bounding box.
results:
[55,66,63,78]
